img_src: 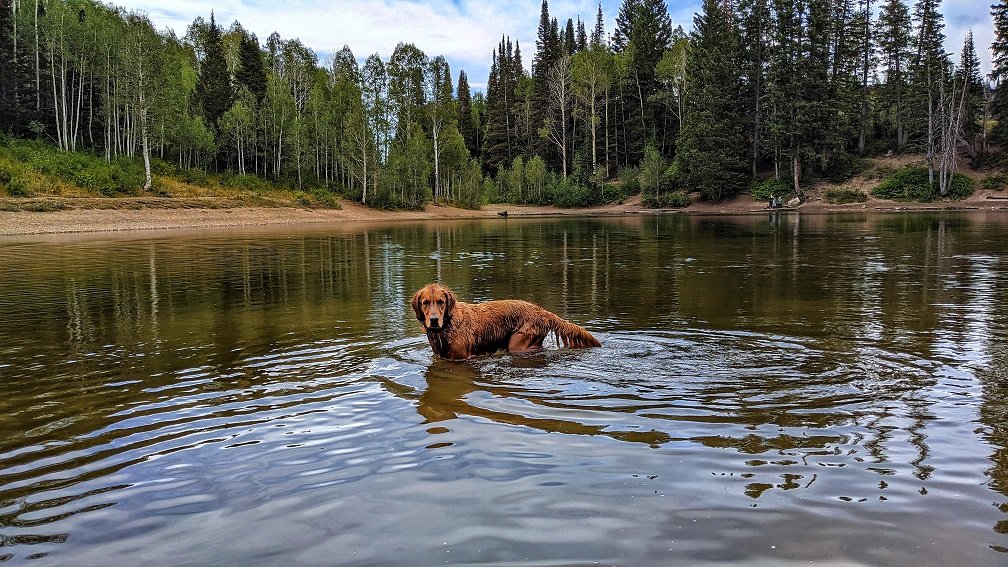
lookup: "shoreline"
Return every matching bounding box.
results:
[2,192,1007,237]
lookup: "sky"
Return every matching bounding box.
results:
[115,0,994,92]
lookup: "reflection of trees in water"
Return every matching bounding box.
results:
[977,258,1008,544]
[369,235,406,339]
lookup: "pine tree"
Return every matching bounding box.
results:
[878,0,913,147]
[457,70,477,157]
[991,1,1008,144]
[910,0,948,183]
[235,30,267,104]
[564,18,576,56]
[531,0,557,161]
[739,0,771,175]
[612,0,673,161]
[196,12,233,134]
[0,0,17,133]
[592,4,606,46]
[482,45,510,172]
[956,31,983,157]
[675,0,748,200]
[576,17,588,52]
[801,0,834,176]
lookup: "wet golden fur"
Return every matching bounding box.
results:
[410,283,601,360]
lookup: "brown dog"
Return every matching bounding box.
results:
[411,283,601,360]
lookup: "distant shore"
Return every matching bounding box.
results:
[2,190,1007,237]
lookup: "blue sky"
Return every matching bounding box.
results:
[117,0,992,92]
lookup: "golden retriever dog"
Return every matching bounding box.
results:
[411,283,601,360]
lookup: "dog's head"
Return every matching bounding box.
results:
[411,283,456,332]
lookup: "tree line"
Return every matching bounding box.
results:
[0,0,1002,208]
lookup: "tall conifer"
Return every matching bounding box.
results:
[0,0,17,132]
[878,0,913,147]
[675,0,748,200]
[196,12,232,133]
[457,70,477,157]
[991,1,1008,143]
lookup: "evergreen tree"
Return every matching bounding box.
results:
[483,44,511,172]
[675,0,748,200]
[531,0,557,161]
[576,17,588,52]
[0,0,17,133]
[195,12,232,134]
[457,70,477,157]
[592,4,606,46]
[956,31,983,157]
[991,1,1008,143]
[801,0,836,174]
[564,18,576,56]
[910,0,948,181]
[878,0,913,147]
[739,0,771,175]
[236,30,267,104]
[612,0,674,161]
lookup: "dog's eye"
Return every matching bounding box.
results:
[422,299,430,306]
[437,299,445,305]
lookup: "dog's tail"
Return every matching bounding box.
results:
[547,312,601,349]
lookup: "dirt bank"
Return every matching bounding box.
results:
[2,190,1007,237]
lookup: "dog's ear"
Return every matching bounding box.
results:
[410,289,424,322]
[442,287,456,322]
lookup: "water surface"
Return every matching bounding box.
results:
[2,213,1008,565]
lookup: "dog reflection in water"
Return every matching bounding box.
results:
[410,283,600,360]
[415,359,671,447]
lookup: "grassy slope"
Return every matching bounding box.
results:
[0,139,341,211]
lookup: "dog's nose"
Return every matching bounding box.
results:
[428,316,439,327]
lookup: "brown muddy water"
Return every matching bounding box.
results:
[1,213,1008,566]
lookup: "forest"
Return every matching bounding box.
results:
[0,0,1003,209]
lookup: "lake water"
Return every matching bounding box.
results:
[2,213,1008,566]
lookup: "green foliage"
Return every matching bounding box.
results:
[553,178,599,208]
[751,178,792,201]
[0,139,144,196]
[0,161,30,196]
[871,167,975,201]
[676,0,749,201]
[948,175,977,200]
[638,145,667,198]
[871,167,936,201]
[618,165,640,195]
[824,188,868,204]
[643,190,690,208]
[982,173,1008,191]
[827,155,864,183]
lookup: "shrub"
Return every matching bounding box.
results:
[618,165,640,195]
[181,168,211,187]
[825,188,868,204]
[982,173,1008,191]
[871,166,975,201]
[553,179,599,208]
[644,190,690,208]
[751,178,792,202]
[310,188,340,209]
[6,175,31,197]
[947,173,975,200]
[222,173,270,193]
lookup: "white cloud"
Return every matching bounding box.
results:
[119,0,995,88]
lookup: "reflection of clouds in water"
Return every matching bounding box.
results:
[373,326,971,504]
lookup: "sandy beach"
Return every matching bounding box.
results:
[2,190,1007,237]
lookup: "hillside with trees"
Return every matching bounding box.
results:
[0,0,1002,209]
